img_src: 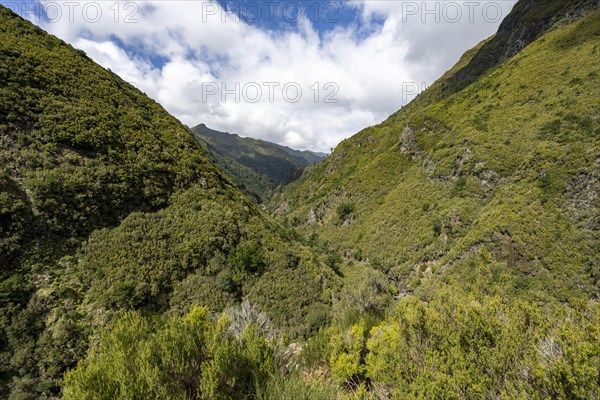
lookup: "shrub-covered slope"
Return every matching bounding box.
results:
[275,7,600,301]
[0,6,338,398]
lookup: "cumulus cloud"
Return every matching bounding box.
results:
[19,0,516,151]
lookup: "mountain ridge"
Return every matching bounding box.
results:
[192,123,325,203]
[449,0,599,90]
[195,123,327,161]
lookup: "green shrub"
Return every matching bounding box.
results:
[539,119,562,136]
[325,253,343,274]
[231,240,266,274]
[365,290,600,399]
[63,307,276,400]
[256,372,337,400]
[336,202,354,221]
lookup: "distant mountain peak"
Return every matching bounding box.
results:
[191,124,325,203]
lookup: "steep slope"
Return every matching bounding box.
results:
[270,142,327,165]
[275,5,600,301]
[0,7,338,398]
[192,124,325,203]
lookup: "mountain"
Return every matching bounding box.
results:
[269,142,328,165]
[275,2,600,302]
[192,123,326,203]
[449,0,599,90]
[265,3,600,396]
[0,7,337,398]
[2,1,600,399]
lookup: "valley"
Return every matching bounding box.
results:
[0,1,598,399]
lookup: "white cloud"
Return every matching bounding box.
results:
[31,0,516,152]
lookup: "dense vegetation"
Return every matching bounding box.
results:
[62,286,599,399]
[266,2,600,397]
[274,6,600,303]
[1,0,599,398]
[0,6,336,398]
[0,6,224,394]
[192,124,325,203]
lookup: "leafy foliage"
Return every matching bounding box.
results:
[63,307,275,400]
[364,289,599,399]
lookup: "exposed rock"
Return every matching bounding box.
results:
[565,157,599,230]
[400,125,418,154]
[307,208,317,226]
[275,200,288,215]
[341,216,354,227]
[199,177,208,189]
[326,150,346,175]
[474,162,501,187]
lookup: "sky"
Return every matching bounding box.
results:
[2,0,517,152]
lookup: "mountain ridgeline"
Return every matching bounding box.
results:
[1,1,599,399]
[449,0,600,90]
[192,124,325,203]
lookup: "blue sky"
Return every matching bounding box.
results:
[1,0,516,151]
[217,0,362,32]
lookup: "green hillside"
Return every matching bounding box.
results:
[0,7,337,398]
[263,4,600,397]
[1,0,599,399]
[192,124,325,203]
[275,7,600,302]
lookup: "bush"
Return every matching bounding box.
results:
[231,240,266,274]
[325,253,342,275]
[365,290,600,399]
[539,119,562,136]
[63,307,276,400]
[256,372,337,400]
[336,202,354,222]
